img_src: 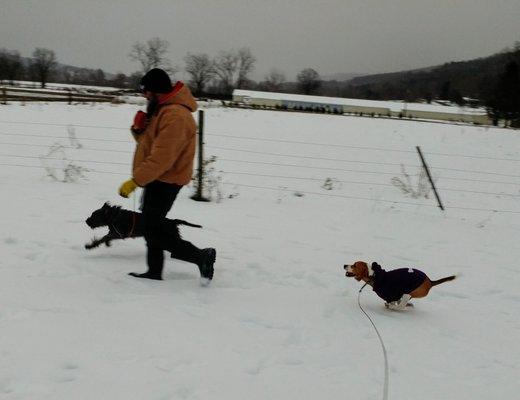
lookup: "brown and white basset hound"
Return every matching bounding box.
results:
[344,261,456,310]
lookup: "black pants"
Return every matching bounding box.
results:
[141,181,202,277]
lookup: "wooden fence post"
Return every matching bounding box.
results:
[191,110,209,202]
[416,146,444,211]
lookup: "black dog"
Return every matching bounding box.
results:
[85,202,201,250]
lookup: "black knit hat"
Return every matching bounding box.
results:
[139,68,172,93]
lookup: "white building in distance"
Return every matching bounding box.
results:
[232,89,492,126]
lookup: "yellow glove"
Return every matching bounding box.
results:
[118,178,138,198]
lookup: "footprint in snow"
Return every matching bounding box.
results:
[52,362,79,383]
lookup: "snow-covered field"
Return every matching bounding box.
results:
[0,102,519,400]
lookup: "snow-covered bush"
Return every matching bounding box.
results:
[391,164,431,199]
[192,155,223,202]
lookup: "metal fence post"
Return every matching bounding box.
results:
[191,109,209,202]
[416,146,444,211]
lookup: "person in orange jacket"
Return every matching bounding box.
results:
[119,68,215,282]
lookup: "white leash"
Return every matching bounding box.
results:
[358,284,389,400]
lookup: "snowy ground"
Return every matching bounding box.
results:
[0,102,519,399]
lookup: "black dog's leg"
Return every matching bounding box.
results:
[85,236,107,249]
[85,232,118,250]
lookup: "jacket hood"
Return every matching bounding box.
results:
[158,81,198,112]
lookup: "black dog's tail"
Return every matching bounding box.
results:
[431,275,456,287]
[173,219,202,228]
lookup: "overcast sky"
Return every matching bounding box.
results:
[1,0,519,81]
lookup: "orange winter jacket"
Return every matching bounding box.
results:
[131,82,198,187]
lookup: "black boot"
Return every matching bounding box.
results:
[128,272,163,280]
[168,240,215,283]
[128,245,164,280]
[198,248,216,282]
[169,240,202,263]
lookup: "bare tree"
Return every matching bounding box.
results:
[0,52,7,83]
[184,53,215,96]
[236,47,256,89]
[89,69,106,86]
[259,69,286,92]
[213,47,257,95]
[31,48,57,88]
[128,71,143,90]
[213,50,239,95]
[110,72,128,88]
[61,66,75,84]
[0,49,24,84]
[297,68,321,95]
[128,37,175,74]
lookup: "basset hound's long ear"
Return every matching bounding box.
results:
[354,261,369,278]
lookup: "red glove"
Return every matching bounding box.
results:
[131,111,147,134]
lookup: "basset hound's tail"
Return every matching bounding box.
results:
[431,275,456,287]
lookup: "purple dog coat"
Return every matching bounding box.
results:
[371,262,427,303]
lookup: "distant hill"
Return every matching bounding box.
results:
[345,65,436,86]
[334,45,520,104]
[321,72,363,81]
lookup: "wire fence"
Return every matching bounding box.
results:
[0,116,519,214]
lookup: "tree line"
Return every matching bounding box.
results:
[128,37,322,98]
[1,38,519,126]
[0,38,322,98]
[0,48,58,89]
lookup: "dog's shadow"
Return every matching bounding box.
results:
[357,298,423,318]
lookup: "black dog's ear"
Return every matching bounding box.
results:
[103,202,111,208]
